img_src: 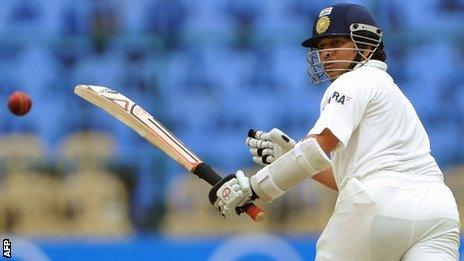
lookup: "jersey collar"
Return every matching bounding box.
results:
[353,59,387,71]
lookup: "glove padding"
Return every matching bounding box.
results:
[246,128,296,165]
[209,170,254,218]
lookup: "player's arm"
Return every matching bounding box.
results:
[210,132,334,217]
[247,128,338,191]
[249,127,340,202]
[209,114,345,217]
[313,167,337,191]
[308,128,339,191]
[308,128,339,154]
[210,135,333,217]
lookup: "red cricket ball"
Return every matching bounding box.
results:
[7,91,32,116]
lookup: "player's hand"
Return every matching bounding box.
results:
[209,170,256,218]
[246,128,296,165]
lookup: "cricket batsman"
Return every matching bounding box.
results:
[208,3,461,260]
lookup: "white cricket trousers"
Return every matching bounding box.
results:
[315,172,460,261]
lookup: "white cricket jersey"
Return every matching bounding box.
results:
[308,60,443,189]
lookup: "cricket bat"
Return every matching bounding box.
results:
[74,84,265,221]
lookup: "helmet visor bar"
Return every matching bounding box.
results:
[350,23,383,60]
[306,48,365,84]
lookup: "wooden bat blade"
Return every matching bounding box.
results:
[74,84,201,171]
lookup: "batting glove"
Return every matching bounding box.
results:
[246,128,296,165]
[209,170,256,218]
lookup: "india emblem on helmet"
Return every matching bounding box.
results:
[316,16,331,35]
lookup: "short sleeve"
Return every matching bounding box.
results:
[308,76,372,149]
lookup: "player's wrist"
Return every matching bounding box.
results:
[250,167,286,202]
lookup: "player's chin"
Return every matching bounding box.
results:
[326,71,342,80]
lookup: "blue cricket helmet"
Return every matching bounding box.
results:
[301,3,380,48]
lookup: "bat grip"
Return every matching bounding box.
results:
[248,129,257,138]
[192,163,265,222]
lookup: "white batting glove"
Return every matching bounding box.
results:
[246,128,296,165]
[208,170,254,218]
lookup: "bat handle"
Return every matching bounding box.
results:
[192,163,266,222]
[247,129,257,138]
